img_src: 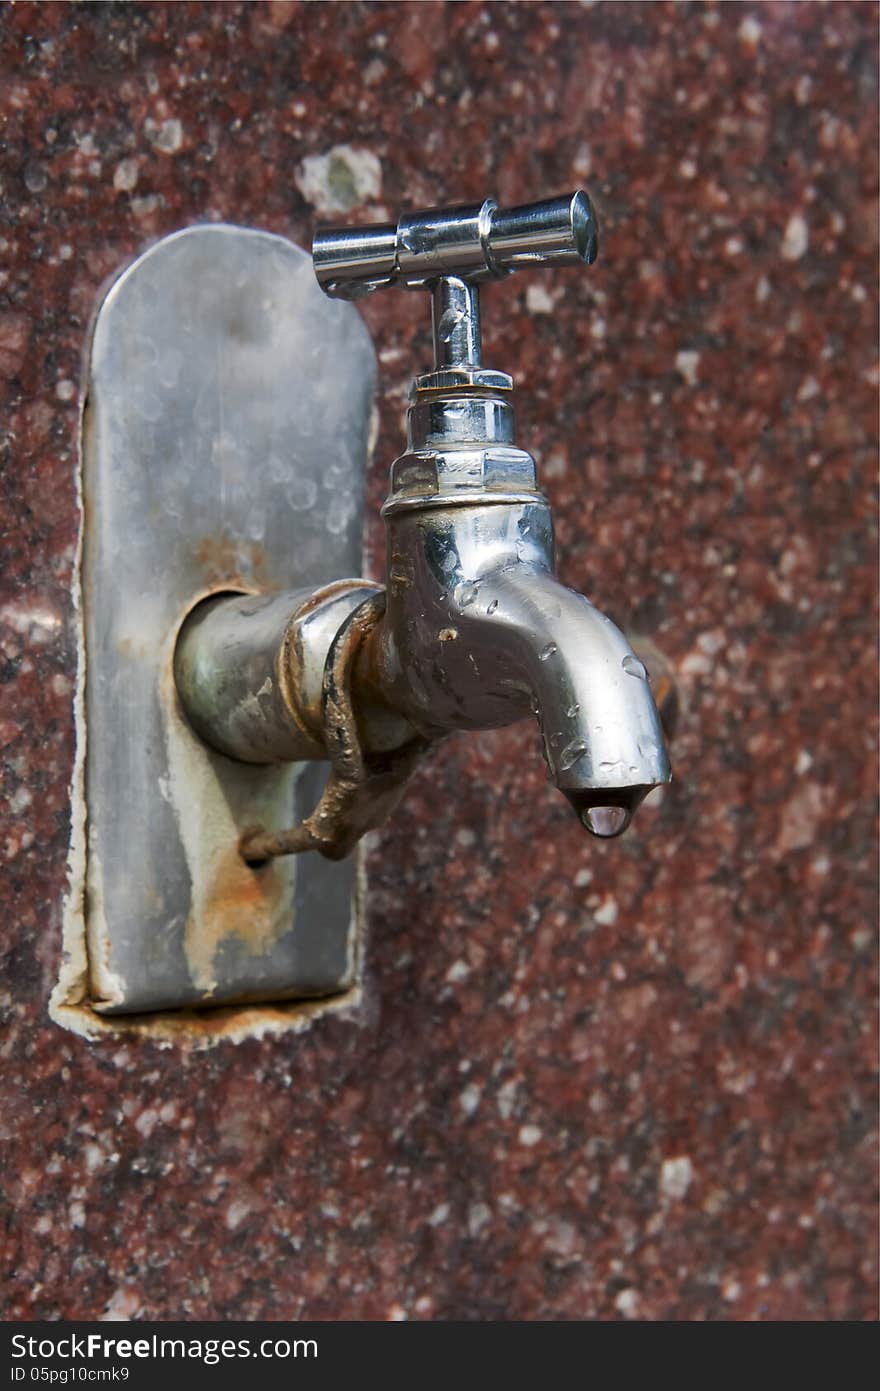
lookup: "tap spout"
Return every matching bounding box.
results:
[468,560,671,836]
[360,494,671,838]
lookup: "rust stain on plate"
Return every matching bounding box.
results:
[194,535,270,588]
[185,845,288,992]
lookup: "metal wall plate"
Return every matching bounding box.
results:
[53,224,377,1036]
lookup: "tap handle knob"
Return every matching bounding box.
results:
[313,191,599,301]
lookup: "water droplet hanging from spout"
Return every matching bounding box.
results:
[561,786,652,840]
[583,804,630,837]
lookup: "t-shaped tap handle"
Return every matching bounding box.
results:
[313,191,598,296]
[313,191,599,374]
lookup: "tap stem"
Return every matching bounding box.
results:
[430,276,482,370]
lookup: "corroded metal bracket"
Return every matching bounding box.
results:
[53,224,377,1038]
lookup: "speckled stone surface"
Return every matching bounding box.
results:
[0,1,877,1321]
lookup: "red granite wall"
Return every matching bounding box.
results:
[1,2,876,1320]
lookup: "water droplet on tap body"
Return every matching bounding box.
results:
[558,739,588,772]
[458,582,480,609]
[438,307,466,342]
[622,654,648,680]
[539,642,558,661]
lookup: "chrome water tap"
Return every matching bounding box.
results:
[174,192,671,861]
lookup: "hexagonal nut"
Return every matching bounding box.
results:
[389,446,538,500]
